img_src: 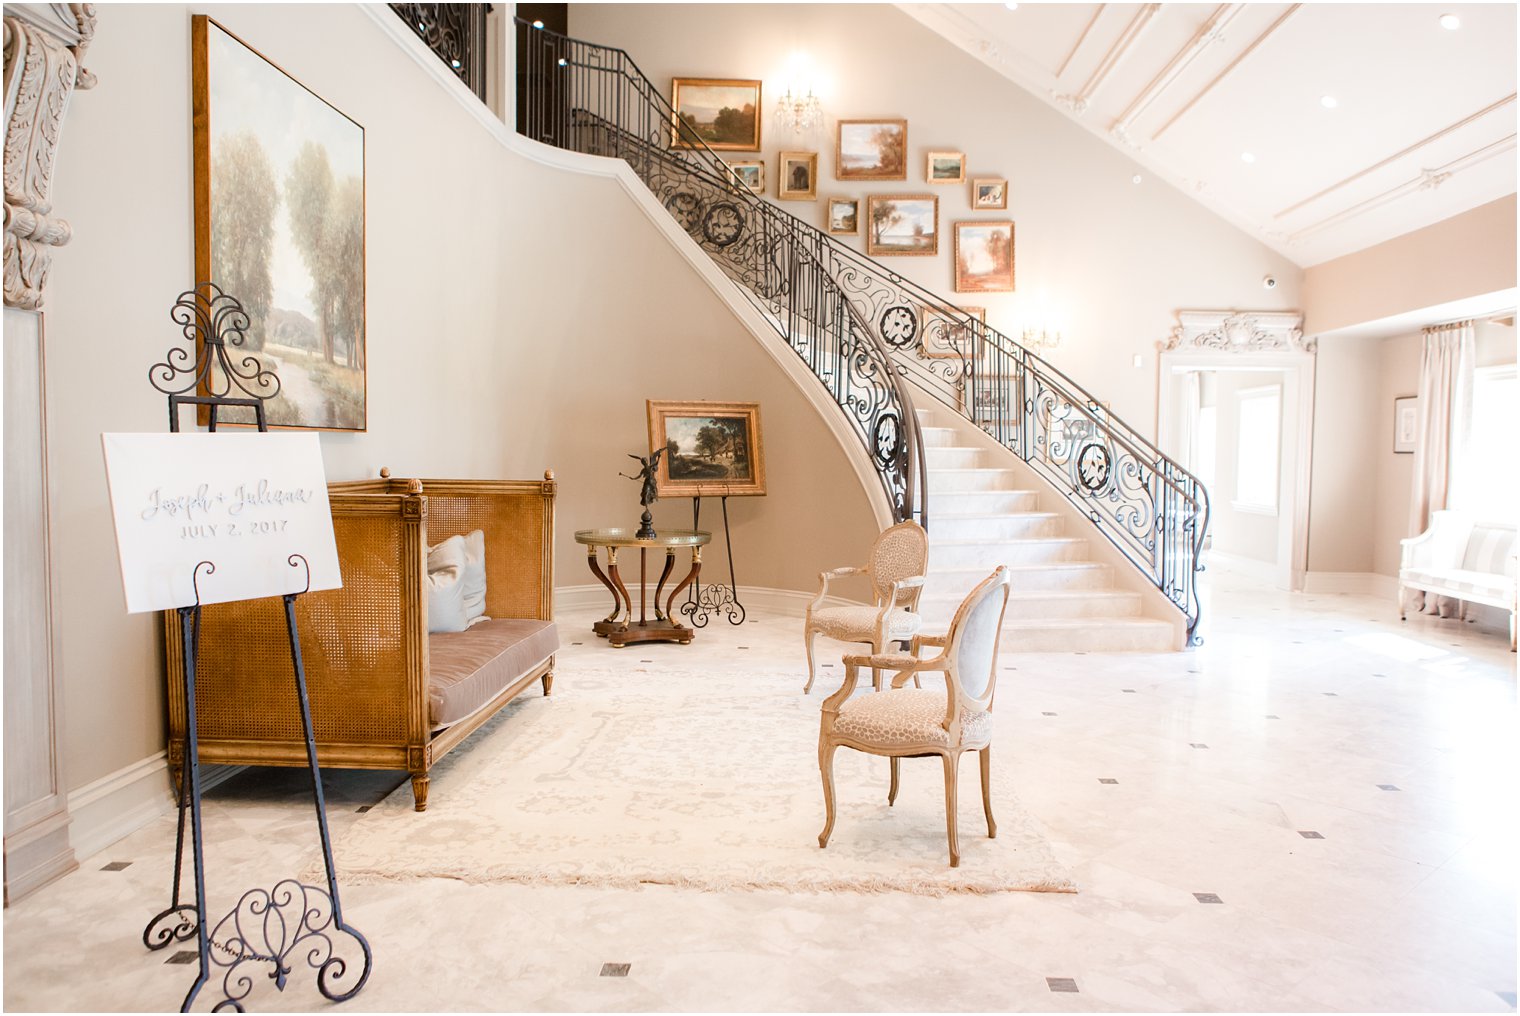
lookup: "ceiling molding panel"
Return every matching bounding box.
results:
[1056,4,1106,80]
[1150,4,1300,142]
[1053,4,1159,116]
[1110,4,1242,148]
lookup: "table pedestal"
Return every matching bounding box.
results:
[585,544,703,647]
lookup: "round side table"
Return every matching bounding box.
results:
[574,528,712,647]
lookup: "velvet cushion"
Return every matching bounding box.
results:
[427,618,560,729]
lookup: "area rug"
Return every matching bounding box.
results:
[323,661,1076,896]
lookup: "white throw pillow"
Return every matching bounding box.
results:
[426,534,470,634]
[462,529,487,622]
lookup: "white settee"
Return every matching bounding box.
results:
[1399,511,1517,651]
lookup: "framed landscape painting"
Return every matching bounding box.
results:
[671,78,761,151]
[866,194,938,256]
[926,151,965,183]
[647,400,766,498]
[836,118,907,180]
[971,177,1007,209]
[827,197,859,235]
[954,221,1015,292]
[727,159,765,193]
[193,16,366,431]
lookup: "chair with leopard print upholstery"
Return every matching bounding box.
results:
[816,566,1010,867]
[802,520,929,694]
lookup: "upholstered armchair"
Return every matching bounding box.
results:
[802,520,929,694]
[817,566,1011,868]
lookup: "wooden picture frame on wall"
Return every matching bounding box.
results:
[865,194,938,256]
[926,150,965,183]
[778,152,818,200]
[971,177,1007,209]
[647,400,767,498]
[953,220,1015,292]
[193,15,367,431]
[671,77,762,151]
[1393,395,1419,453]
[826,197,860,235]
[726,159,765,193]
[836,118,907,180]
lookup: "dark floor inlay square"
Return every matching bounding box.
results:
[737,646,749,650]
[571,642,583,646]
[1372,673,1386,678]
[1377,784,1401,791]
[600,963,631,977]
[1042,711,1057,716]
[1046,977,1079,993]
[1265,714,1280,719]
[1189,742,1208,749]
[166,950,198,965]
[1122,688,1136,693]
[100,860,132,871]
[1298,830,1324,839]
[356,805,372,814]
[1323,691,1339,697]
[1098,778,1118,784]
[1193,892,1223,904]
[639,660,652,663]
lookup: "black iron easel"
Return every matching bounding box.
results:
[140,284,371,1011]
[681,495,746,626]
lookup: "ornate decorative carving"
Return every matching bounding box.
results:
[1164,310,1313,353]
[3,3,95,309]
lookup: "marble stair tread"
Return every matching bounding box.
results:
[919,588,1143,621]
[999,616,1177,653]
[922,562,1114,591]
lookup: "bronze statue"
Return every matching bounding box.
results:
[620,448,663,538]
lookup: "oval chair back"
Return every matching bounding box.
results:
[867,520,929,607]
[945,566,1011,717]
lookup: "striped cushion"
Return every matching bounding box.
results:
[1461,525,1517,578]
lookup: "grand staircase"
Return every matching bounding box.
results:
[512,17,1209,650]
[916,406,1176,651]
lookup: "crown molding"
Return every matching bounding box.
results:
[1164,310,1312,353]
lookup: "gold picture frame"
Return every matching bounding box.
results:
[778,151,818,200]
[836,118,907,180]
[926,150,966,183]
[727,159,765,193]
[971,177,1007,209]
[671,77,762,151]
[866,194,938,256]
[826,197,860,235]
[953,220,1015,292]
[647,400,767,498]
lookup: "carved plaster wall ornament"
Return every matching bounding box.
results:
[3,3,96,310]
[1163,310,1313,353]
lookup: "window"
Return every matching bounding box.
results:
[1233,385,1280,513]
[1461,364,1518,519]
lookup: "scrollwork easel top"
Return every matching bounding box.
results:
[147,283,281,402]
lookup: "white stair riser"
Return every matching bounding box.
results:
[1000,620,1175,653]
[927,490,1040,514]
[929,539,1088,568]
[923,447,985,469]
[923,567,1113,601]
[928,469,1023,493]
[918,427,961,449]
[929,514,1064,540]
[921,591,1141,624]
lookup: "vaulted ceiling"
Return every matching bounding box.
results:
[898,3,1517,268]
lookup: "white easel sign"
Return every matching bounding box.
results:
[102,433,342,613]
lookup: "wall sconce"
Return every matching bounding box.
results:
[774,88,823,135]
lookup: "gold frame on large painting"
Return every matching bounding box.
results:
[646,399,767,498]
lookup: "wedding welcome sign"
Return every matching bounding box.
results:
[102,433,342,613]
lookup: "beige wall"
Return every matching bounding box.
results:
[1303,195,1518,337]
[1306,335,1381,574]
[44,3,876,791]
[568,3,1304,431]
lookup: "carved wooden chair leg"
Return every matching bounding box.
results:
[803,631,819,694]
[979,747,996,838]
[888,756,901,806]
[410,773,430,812]
[818,742,839,848]
[941,751,961,867]
[541,671,555,696]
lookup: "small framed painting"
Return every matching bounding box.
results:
[727,159,765,193]
[836,118,907,180]
[926,151,965,183]
[647,400,767,498]
[971,177,1007,209]
[953,220,1015,292]
[1393,395,1419,454]
[920,305,985,359]
[866,194,938,256]
[778,151,818,200]
[826,197,859,235]
[671,77,762,151]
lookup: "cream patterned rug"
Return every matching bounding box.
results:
[325,661,1076,896]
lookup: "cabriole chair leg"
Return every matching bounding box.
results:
[818,742,839,848]
[979,747,996,838]
[941,752,961,867]
[888,756,900,806]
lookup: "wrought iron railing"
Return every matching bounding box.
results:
[515,17,924,527]
[391,3,491,103]
[512,19,1210,641]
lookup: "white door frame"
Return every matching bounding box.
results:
[1158,312,1315,590]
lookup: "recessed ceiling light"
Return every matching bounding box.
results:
[1320,95,1338,109]
[1004,2,1019,9]
[1439,13,1460,29]
[1132,174,1143,184]
[1240,152,1256,164]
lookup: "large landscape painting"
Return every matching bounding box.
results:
[194,17,366,430]
[647,400,767,498]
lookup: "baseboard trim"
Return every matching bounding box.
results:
[68,753,244,864]
[555,584,861,619]
[1303,572,1399,599]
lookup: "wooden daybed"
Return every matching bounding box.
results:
[164,473,558,811]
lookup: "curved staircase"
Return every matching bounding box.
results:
[917,406,1177,651]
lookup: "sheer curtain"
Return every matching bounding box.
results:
[1408,320,1475,616]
